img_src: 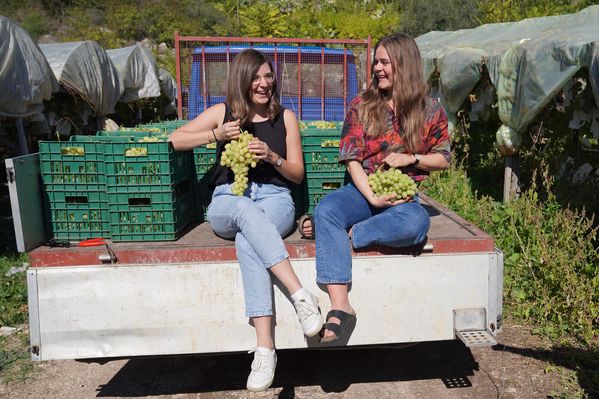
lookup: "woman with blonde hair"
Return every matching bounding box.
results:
[312,32,451,343]
[170,49,322,391]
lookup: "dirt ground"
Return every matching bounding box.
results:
[1,319,588,399]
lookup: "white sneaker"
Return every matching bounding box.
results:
[246,347,277,392]
[294,292,324,337]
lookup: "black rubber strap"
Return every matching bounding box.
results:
[323,322,342,336]
[326,309,355,323]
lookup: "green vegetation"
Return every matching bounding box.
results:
[0,255,32,384]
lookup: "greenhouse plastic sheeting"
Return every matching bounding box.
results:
[159,68,177,114]
[416,5,599,133]
[107,44,161,103]
[0,16,58,117]
[39,41,122,116]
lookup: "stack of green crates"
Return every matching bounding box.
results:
[299,121,346,215]
[39,137,111,240]
[193,143,217,220]
[100,132,196,241]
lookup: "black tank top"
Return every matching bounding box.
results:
[212,105,292,188]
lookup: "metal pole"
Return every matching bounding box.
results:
[15,118,28,155]
[174,31,183,120]
[321,46,325,121]
[297,46,302,120]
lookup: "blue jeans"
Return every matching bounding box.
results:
[207,182,295,317]
[314,183,430,284]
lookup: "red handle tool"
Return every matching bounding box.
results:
[78,238,106,247]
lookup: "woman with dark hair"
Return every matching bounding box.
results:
[169,49,323,391]
[312,33,451,343]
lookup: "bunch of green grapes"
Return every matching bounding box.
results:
[220,131,258,195]
[308,120,337,129]
[368,168,417,201]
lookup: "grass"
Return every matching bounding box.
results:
[0,253,33,385]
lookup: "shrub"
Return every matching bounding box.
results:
[426,165,599,345]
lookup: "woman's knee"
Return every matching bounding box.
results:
[314,192,343,222]
[401,205,430,240]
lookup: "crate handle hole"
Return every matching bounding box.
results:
[129,198,151,206]
[125,147,148,157]
[65,196,88,204]
[60,147,85,156]
[322,182,341,190]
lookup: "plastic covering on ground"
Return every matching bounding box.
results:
[416,5,599,134]
[39,41,122,116]
[0,16,58,117]
[106,44,161,103]
[158,68,177,114]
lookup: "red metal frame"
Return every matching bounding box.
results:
[174,35,372,120]
[297,46,302,118]
[175,32,183,119]
[320,47,325,120]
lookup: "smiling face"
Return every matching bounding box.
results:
[373,45,393,92]
[249,62,274,107]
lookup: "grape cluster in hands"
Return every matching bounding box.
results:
[368,168,417,201]
[220,131,258,196]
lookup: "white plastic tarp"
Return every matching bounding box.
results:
[39,41,122,116]
[416,5,599,134]
[106,44,161,103]
[0,16,58,117]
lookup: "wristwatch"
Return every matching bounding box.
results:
[273,155,283,167]
[412,154,421,166]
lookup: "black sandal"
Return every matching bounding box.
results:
[297,214,315,239]
[319,309,357,343]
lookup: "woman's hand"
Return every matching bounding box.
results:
[248,138,273,163]
[218,119,241,141]
[383,153,416,168]
[369,193,414,208]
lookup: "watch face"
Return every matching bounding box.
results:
[275,157,283,166]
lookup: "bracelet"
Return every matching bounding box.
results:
[211,128,219,143]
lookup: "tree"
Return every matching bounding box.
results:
[399,0,481,37]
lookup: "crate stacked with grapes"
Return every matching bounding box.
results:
[38,137,112,240]
[299,120,347,215]
[100,130,196,241]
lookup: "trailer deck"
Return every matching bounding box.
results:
[28,195,494,267]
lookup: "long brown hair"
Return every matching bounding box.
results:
[226,49,282,127]
[359,33,427,153]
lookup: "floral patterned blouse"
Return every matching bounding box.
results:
[339,96,451,181]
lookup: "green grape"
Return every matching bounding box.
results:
[220,130,257,195]
[368,167,418,202]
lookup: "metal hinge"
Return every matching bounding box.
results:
[6,166,14,183]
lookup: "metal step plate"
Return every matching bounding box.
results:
[456,329,497,347]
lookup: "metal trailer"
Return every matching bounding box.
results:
[7,154,502,361]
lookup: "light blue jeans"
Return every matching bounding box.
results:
[314,183,430,284]
[207,182,295,317]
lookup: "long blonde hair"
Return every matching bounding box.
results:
[359,33,427,153]
[226,49,282,127]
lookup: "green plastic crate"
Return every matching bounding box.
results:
[108,182,195,241]
[193,145,218,178]
[39,139,106,191]
[103,141,194,192]
[45,190,109,240]
[304,171,348,215]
